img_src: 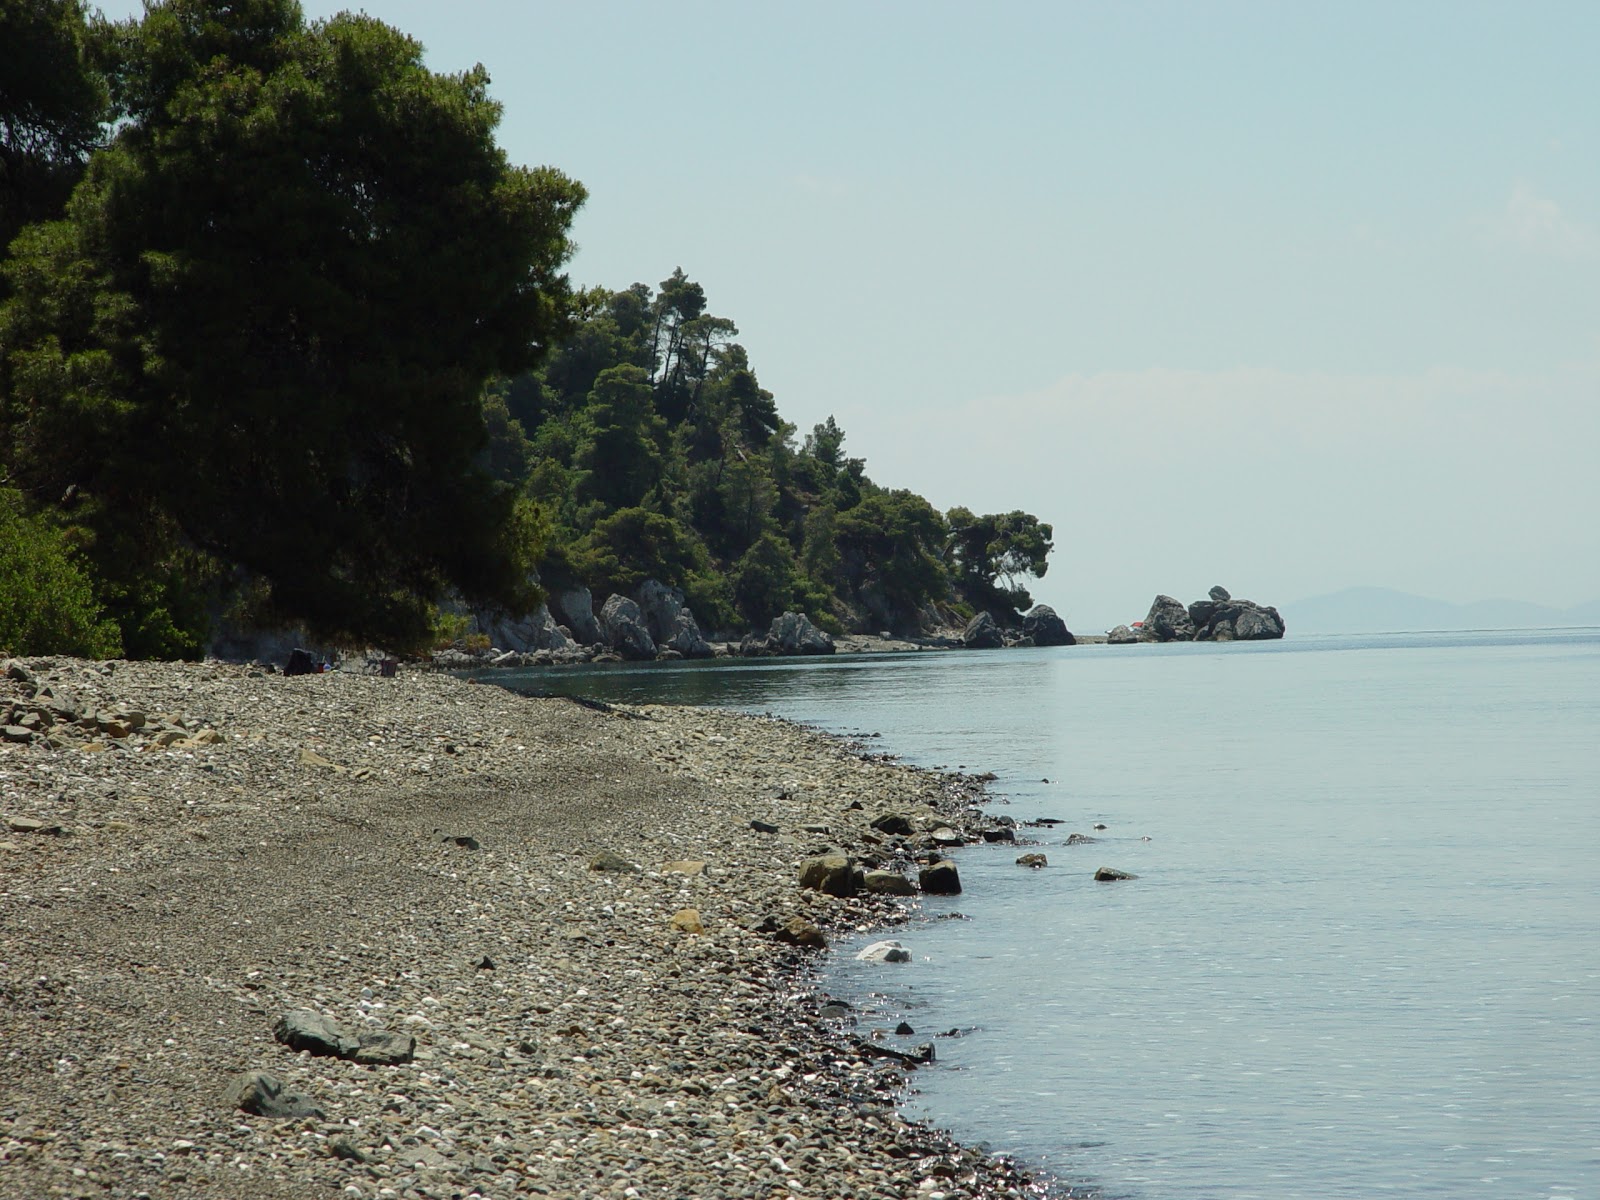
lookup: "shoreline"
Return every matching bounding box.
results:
[0,658,1050,1199]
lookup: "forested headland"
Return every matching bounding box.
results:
[1,0,1053,660]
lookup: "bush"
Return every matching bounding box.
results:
[0,491,122,657]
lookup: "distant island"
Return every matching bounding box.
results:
[1284,587,1600,634]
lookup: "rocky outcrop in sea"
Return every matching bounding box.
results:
[1138,585,1285,642]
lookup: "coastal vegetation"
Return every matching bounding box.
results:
[0,0,1051,658]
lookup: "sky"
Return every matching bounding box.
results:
[98,1,1600,630]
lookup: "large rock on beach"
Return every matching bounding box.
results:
[960,612,1005,649]
[273,1010,360,1058]
[475,602,573,654]
[919,859,963,895]
[799,853,857,897]
[766,612,835,656]
[862,869,916,895]
[1022,604,1075,647]
[599,595,658,660]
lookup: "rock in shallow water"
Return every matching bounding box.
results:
[855,940,912,963]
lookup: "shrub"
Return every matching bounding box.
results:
[0,491,122,657]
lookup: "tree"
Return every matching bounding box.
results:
[834,490,949,629]
[946,507,1053,618]
[0,0,109,262]
[0,488,121,657]
[0,0,584,651]
[572,365,665,516]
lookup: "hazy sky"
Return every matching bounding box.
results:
[98,1,1600,629]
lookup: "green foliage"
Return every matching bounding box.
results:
[497,269,1056,635]
[0,0,110,262]
[0,489,121,657]
[946,507,1054,618]
[0,0,582,653]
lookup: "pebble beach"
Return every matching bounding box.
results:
[0,658,1047,1200]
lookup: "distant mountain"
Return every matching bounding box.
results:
[1285,587,1600,634]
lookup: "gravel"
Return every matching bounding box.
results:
[0,657,1049,1199]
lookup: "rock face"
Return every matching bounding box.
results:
[599,595,658,660]
[1139,587,1284,642]
[766,612,835,656]
[635,579,713,659]
[549,586,603,645]
[960,612,1005,649]
[1021,604,1075,647]
[1140,595,1196,642]
[475,603,574,654]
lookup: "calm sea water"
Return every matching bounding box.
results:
[482,631,1600,1199]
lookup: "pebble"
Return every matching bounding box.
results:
[0,655,1046,1199]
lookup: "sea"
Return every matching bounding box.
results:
[481,630,1600,1200]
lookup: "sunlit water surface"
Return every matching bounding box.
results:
[481,631,1600,1200]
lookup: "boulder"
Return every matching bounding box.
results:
[1232,602,1285,640]
[855,940,912,964]
[350,1031,415,1066]
[918,859,962,895]
[861,869,916,896]
[599,595,657,661]
[1107,624,1139,645]
[799,853,857,897]
[1141,595,1195,642]
[273,1010,360,1058]
[223,1071,324,1120]
[1209,584,1231,602]
[766,612,835,656]
[775,917,826,949]
[549,586,603,645]
[869,812,915,836]
[1016,853,1048,868]
[1094,866,1139,881]
[1021,604,1075,647]
[960,612,1005,649]
[636,580,714,659]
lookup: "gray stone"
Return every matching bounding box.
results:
[766,612,835,656]
[1021,604,1075,647]
[351,1031,415,1066]
[869,812,914,836]
[1107,624,1138,644]
[223,1070,324,1119]
[918,859,962,895]
[1016,853,1048,868]
[1209,585,1231,603]
[550,586,603,645]
[273,1010,360,1058]
[854,940,912,964]
[599,595,658,661]
[1141,595,1195,642]
[960,612,1005,649]
[589,851,640,874]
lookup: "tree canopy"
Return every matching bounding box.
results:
[0,0,583,653]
